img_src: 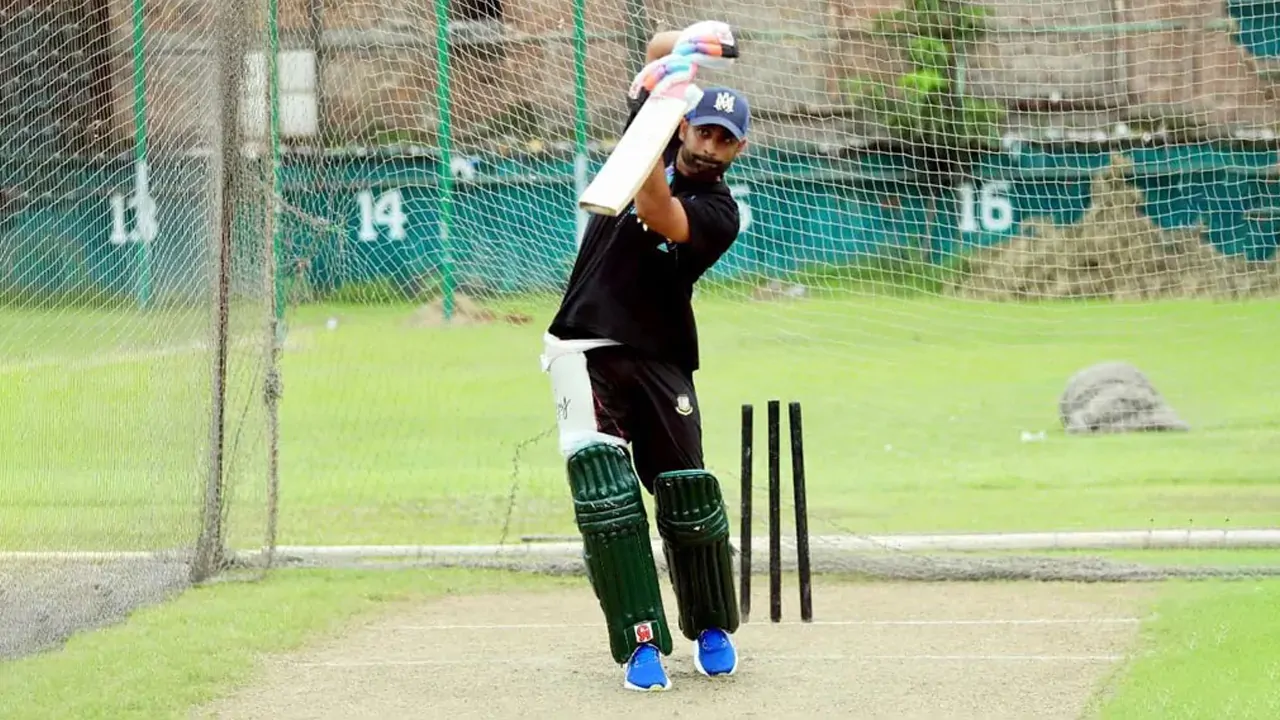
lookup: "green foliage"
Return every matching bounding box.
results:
[845,0,1004,152]
[870,0,992,43]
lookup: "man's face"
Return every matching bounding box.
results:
[677,120,747,180]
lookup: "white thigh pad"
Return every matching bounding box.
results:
[542,334,627,457]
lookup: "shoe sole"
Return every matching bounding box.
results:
[692,638,739,678]
[623,658,671,691]
[623,678,672,692]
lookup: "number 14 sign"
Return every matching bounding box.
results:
[357,188,407,242]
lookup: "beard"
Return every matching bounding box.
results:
[679,146,730,179]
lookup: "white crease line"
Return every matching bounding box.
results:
[391,618,1144,631]
[794,654,1124,662]
[282,654,1123,668]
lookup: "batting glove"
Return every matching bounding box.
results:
[673,20,738,70]
[629,53,703,111]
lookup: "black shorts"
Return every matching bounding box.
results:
[585,345,703,492]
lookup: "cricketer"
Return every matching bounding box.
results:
[538,20,751,691]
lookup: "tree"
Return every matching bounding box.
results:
[844,0,1006,264]
[845,0,1004,176]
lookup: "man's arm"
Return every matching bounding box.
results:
[646,31,682,62]
[628,24,736,239]
[624,29,690,241]
[633,157,690,243]
[621,30,687,126]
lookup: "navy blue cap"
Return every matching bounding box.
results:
[687,86,749,140]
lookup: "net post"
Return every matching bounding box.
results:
[194,0,248,583]
[432,0,456,321]
[267,0,284,339]
[572,0,588,247]
[262,0,284,572]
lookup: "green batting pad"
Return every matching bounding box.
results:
[653,469,740,640]
[567,443,673,663]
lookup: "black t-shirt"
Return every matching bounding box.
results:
[549,100,740,373]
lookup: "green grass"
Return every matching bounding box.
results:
[2,291,1276,717]
[0,568,578,720]
[1,294,1278,550]
[1093,579,1280,719]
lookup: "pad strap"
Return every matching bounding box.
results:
[568,443,673,663]
[654,469,740,640]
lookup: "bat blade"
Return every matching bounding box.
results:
[577,95,688,216]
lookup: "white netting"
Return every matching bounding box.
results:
[269,0,1279,554]
[0,0,276,657]
[5,0,1280,644]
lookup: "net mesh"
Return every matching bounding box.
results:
[4,0,1280,655]
[268,0,1279,577]
[0,0,274,657]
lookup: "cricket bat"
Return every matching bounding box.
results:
[577,95,688,216]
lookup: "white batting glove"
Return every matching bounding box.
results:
[629,53,701,109]
[673,20,738,71]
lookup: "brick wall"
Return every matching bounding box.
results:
[94,0,1280,150]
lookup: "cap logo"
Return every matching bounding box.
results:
[714,92,735,114]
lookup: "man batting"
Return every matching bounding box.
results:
[539,21,750,691]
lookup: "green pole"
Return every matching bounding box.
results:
[572,0,588,246]
[130,0,152,308]
[433,0,455,321]
[267,0,285,336]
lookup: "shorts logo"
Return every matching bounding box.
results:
[634,621,654,644]
[675,394,694,416]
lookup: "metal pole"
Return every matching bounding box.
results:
[433,0,456,320]
[572,0,588,247]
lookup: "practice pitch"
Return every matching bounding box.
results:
[197,579,1154,719]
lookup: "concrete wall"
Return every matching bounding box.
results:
[966,0,1280,133]
[97,0,1280,150]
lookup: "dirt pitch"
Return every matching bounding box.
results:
[198,579,1155,720]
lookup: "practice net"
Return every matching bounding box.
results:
[0,0,276,658]
[262,0,1280,582]
[4,0,1280,658]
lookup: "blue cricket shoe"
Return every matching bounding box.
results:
[692,628,738,677]
[623,643,671,691]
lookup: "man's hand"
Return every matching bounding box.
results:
[673,21,738,70]
[628,54,704,111]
